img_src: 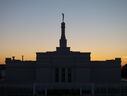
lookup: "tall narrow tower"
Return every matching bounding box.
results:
[60,13,67,48]
[56,13,70,52]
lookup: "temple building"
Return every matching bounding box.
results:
[0,14,127,96]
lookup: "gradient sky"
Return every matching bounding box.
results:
[0,0,127,66]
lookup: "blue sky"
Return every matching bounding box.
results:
[0,0,127,65]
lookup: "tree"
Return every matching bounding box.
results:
[122,64,127,78]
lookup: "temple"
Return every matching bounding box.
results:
[0,14,126,96]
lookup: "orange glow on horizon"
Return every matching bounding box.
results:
[0,51,126,66]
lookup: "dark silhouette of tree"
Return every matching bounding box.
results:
[122,64,127,78]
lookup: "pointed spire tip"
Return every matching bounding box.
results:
[62,13,64,22]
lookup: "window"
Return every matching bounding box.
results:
[55,68,59,82]
[55,68,72,83]
[61,68,65,82]
[68,68,72,82]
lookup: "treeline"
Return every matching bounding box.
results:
[121,64,127,78]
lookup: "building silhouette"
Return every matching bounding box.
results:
[0,14,127,96]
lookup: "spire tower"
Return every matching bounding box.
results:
[60,13,67,48]
[56,13,70,52]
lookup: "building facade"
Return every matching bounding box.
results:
[0,15,126,96]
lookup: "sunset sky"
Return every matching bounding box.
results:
[0,0,127,66]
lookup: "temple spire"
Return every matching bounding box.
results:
[62,13,64,22]
[60,13,67,48]
[56,13,70,52]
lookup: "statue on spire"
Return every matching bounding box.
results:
[62,13,64,22]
